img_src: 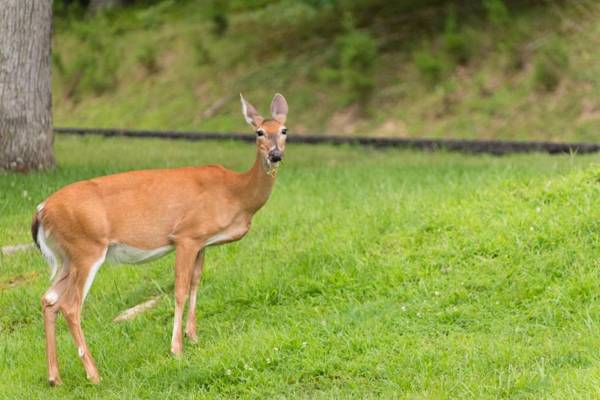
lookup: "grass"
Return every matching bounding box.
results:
[1,135,600,398]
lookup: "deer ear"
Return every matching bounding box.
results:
[240,94,264,128]
[270,93,288,124]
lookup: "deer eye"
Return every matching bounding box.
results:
[256,130,264,137]
[281,128,287,135]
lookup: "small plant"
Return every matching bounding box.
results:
[443,7,470,65]
[414,50,446,85]
[483,0,510,27]
[483,0,525,72]
[503,41,525,72]
[55,35,120,100]
[533,40,569,92]
[193,39,212,65]
[51,52,66,77]
[136,43,160,75]
[77,50,119,95]
[336,13,377,106]
[210,0,229,37]
[135,0,174,30]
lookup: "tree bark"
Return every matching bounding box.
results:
[0,0,54,172]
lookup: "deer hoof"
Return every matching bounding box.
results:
[171,347,184,358]
[48,376,63,387]
[185,331,198,344]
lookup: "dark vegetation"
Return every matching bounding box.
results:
[50,0,600,140]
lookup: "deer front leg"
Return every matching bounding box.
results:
[185,249,205,343]
[171,242,198,356]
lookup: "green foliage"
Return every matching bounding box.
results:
[414,49,446,85]
[57,43,119,99]
[533,39,570,92]
[234,0,325,54]
[193,39,212,66]
[1,136,600,398]
[52,0,86,19]
[442,7,470,65]
[133,0,175,29]
[50,0,598,141]
[136,43,160,75]
[483,0,510,27]
[482,0,525,73]
[53,18,121,99]
[327,13,377,106]
[209,0,230,37]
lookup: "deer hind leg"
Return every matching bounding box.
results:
[41,264,69,386]
[171,242,198,356]
[59,247,107,384]
[185,249,205,343]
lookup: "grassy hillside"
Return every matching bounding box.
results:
[51,0,600,141]
[1,136,600,398]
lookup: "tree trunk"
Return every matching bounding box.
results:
[0,0,54,172]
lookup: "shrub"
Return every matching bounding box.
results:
[533,40,569,92]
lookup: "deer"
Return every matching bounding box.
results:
[31,93,288,386]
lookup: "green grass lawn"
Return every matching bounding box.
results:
[1,136,600,399]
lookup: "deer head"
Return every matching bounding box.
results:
[240,93,288,172]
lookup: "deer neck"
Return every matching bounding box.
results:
[239,149,278,213]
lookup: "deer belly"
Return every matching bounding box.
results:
[106,243,174,265]
[205,223,250,246]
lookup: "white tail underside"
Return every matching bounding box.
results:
[37,224,59,281]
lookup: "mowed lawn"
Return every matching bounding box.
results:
[1,136,600,399]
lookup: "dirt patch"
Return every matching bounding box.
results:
[327,104,361,134]
[0,271,39,290]
[375,119,409,137]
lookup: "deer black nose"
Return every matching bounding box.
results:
[268,150,282,162]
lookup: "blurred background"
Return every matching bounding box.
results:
[51,0,600,141]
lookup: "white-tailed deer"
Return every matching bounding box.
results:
[32,93,288,385]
